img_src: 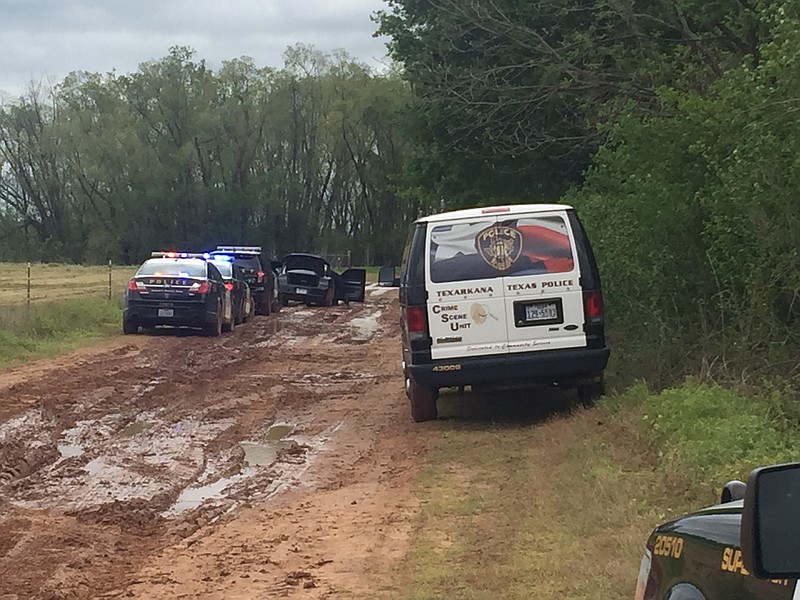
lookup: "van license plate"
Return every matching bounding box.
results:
[158,308,174,317]
[525,303,558,322]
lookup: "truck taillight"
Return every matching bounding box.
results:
[189,281,211,294]
[406,306,428,341]
[584,290,604,320]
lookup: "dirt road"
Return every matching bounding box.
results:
[0,287,421,599]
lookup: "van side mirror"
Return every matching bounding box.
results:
[741,462,800,579]
[378,265,400,287]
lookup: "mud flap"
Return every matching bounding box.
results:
[338,268,366,302]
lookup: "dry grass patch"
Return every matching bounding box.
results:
[0,262,137,305]
[393,393,702,600]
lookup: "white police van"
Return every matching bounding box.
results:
[399,204,610,421]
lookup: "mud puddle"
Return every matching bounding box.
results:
[162,421,340,517]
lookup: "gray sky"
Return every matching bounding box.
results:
[0,0,391,97]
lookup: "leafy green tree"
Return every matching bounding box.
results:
[0,47,419,265]
[377,0,769,204]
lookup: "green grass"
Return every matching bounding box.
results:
[604,380,798,490]
[387,398,680,600]
[388,379,800,599]
[0,298,123,369]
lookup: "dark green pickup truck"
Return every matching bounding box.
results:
[636,463,800,600]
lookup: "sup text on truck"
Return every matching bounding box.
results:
[634,462,800,600]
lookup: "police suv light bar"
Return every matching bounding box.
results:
[150,251,208,259]
[216,246,262,252]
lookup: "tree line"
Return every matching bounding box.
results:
[0,46,425,265]
[378,0,800,385]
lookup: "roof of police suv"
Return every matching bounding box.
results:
[417,204,573,224]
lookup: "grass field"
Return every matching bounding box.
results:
[389,382,798,600]
[0,262,138,305]
[0,262,137,369]
[391,393,672,600]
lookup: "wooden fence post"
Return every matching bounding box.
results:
[26,262,31,308]
[108,260,112,300]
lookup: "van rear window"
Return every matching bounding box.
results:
[429,216,574,283]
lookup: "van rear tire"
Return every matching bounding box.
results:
[407,378,438,422]
[577,380,604,409]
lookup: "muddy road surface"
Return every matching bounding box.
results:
[0,288,420,599]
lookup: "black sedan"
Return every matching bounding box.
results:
[277,253,366,307]
[123,253,234,336]
[209,257,254,325]
[635,463,800,600]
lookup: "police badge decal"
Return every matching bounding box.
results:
[475,224,523,272]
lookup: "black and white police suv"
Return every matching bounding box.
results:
[208,246,280,315]
[399,204,610,421]
[123,252,234,336]
[635,463,800,600]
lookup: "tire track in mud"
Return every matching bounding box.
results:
[0,289,417,599]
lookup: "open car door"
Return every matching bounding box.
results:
[337,269,366,303]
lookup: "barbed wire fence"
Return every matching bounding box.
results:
[2,261,128,309]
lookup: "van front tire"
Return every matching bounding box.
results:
[407,378,438,422]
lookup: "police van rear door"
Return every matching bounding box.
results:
[426,215,510,360]
[499,210,587,353]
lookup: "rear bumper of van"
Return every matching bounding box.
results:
[407,347,610,389]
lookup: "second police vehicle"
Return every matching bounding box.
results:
[208,246,280,316]
[208,254,255,325]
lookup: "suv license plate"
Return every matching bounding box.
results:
[158,308,174,317]
[525,303,558,322]
[296,288,308,295]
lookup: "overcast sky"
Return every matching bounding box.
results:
[0,0,391,97]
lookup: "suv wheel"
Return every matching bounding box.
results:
[407,377,438,422]
[257,291,272,316]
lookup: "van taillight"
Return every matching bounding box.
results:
[584,290,604,319]
[406,306,427,337]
